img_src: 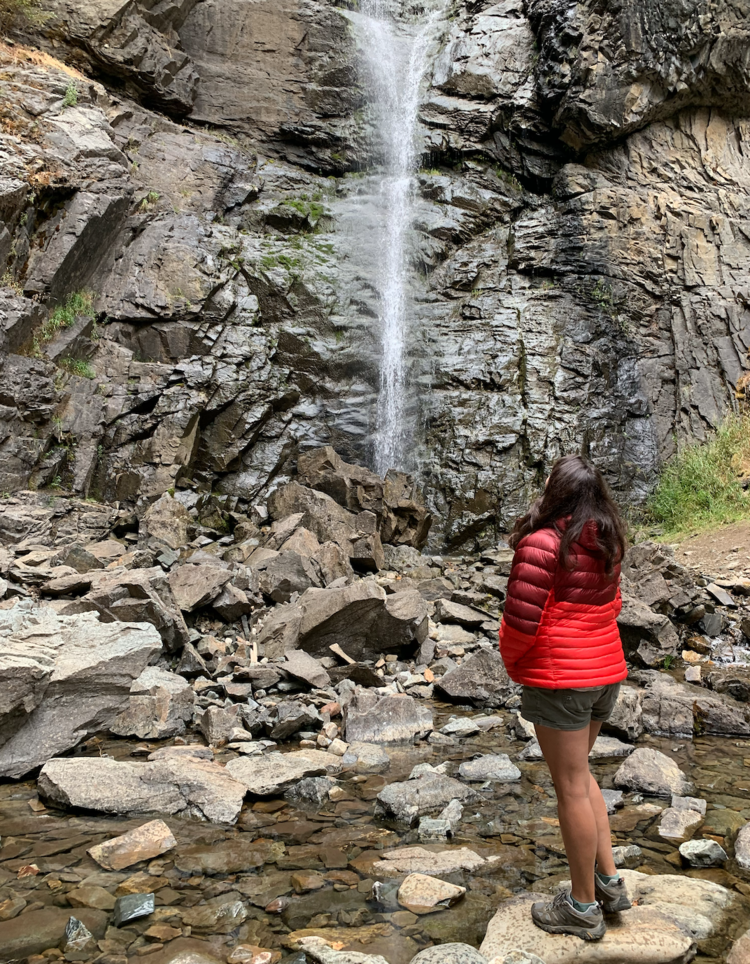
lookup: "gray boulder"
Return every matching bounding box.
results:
[679,839,727,868]
[225,749,341,796]
[109,666,194,740]
[459,754,521,782]
[411,944,488,963]
[614,747,692,798]
[38,756,246,823]
[640,672,750,737]
[617,593,680,666]
[255,550,323,603]
[376,772,480,825]
[0,602,161,779]
[139,492,190,549]
[258,581,428,661]
[167,564,233,612]
[435,650,513,707]
[345,693,433,744]
[604,685,644,741]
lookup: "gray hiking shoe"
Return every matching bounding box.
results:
[531,891,606,941]
[595,873,631,913]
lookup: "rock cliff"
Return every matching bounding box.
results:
[0,0,748,547]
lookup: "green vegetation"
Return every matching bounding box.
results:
[62,84,78,109]
[648,413,750,536]
[59,357,96,379]
[34,291,95,355]
[139,190,160,211]
[0,0,47,32]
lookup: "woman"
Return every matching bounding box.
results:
[499,454,631,941]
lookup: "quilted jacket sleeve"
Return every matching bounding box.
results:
[499,530,558,681]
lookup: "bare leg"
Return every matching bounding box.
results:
[535,723,598,904]
[587,721,617,876]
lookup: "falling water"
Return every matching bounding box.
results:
[357,0,446,477]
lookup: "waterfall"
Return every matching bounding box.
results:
[356,0,447,477]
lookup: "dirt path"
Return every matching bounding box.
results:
[670,520,750,580]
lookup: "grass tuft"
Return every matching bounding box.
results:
[59,357,95,379]
[647,413,750,536]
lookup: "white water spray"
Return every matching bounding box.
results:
[357,0,446,477]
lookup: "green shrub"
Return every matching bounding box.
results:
[59,357,96,379]
[62,84,78,108]
[0,0,45,32]
[648,413,750,535]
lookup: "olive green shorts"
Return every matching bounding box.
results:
[521,683,621,732]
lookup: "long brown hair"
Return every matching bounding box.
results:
[509,455,627,574]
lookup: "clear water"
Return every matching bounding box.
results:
[355,0,447,477]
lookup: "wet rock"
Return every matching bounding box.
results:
[604,685,644,741]
[378,846,493,877]
[183,898,248,933]
[397,873,466,914]
[434,650,512,707]
[0,907,107,960]
[38,756,246,823]
[285,776,334,806]
[411,944,488,963]
[296,938,389,964]
[88,819,177,871]
[613,844,643,869]
[259,582,427,661]
[175,838,282,875]
[658,807,704,842]
[0,602,161,778]
[601,789,624,814]
[341,742,391,774]
[671,794,707,816]
[345,693,433,744]
[283,649,331,689]
[459,754,521,782]
[110,666,194,740]
[614,747,693,798]
[140,493,190,549]
[226,750,340,796]
[376,773,479,825]
[441,717,480,737]
[679,839,727,868]
[113,891,154,927]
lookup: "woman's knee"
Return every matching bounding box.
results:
[552,772,592,801]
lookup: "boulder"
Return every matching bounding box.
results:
[679,839,727,868]
[0,602,161,779]
[341,742,391,774]
[167,564,233,612]
[397,873,466,914]
[38,756,246,823]
[140,493,190,549]
[376,773,479,825]
[603,685,644,741]
[259,582,427,661]
[640,672,750,737]
[378,846,493,877]
[212,582,255,621]
[734,823,750,870]
[658,808,703,842]
[256,550,323,603]
[88,819,176,871]
[411,945,487,964]
[283,650,331,689]
[617,593,680,666]
[225,750,341,796]
[435,650,513,707]
[110,666,194,740]
[268,482,385,571]
[614,747,692,797]
[434,598,487,627]
[459,754,521,782]
[0,908,108,961]
[345,693,433,744]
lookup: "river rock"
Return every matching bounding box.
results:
[258,581,427,660]
[441,717,480,737]
[378,846,492,877]
[658,807,704,842]
[619,869,737,941]
[296,938,390,964]
[613,747,692,797]
[375,773,479,825]
[397,873,466,914]
[671,794,707,816]
[88,819,177,871]
[613,844,643,869]
[0,602,161,779]
[285,776,334,805]
[109,666,194,740]
[225,750,340,796]
[734,823,750,870]
[345,693,433,744]
[459,754,521,782]
[38,756,246,823]
[341,742,391,773]
[434,650,513,707]
[0,907,108,960]
[411,945,488,964]
[640,672,750,737]
[601,789,624,814]
[679,839,727,868]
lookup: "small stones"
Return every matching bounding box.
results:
[112,892,154,927]
[397,873,466,914]
[88,819,176,871]
[679,839,727,868]
[411,943,489,963]
[458,754,521,782]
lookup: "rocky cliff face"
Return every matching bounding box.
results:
[1,0,749,546]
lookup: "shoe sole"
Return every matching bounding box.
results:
[600,895,632,914]
[532,919,607,941]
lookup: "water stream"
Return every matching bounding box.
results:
[354,0,447,477]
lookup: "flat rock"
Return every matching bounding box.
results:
[167,564,232,612]
[378,846,491,877]
[226,750,340,796]
[38,757,246,823]
[459,754,521,782]
[0,907,108,959]
[658,807,703,842]
[283,649,331,688]
[88,819,177,871]
[175,838,283,875]
[397,873,465,914]
[411,945,488,963]
[441,717,480,737]
[341,742,391,773]
[376,773,479,825]
[613,747,692,797]
[345,693,433,744]
[434,598,487,627]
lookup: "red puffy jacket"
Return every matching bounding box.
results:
[498,520,627,688]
